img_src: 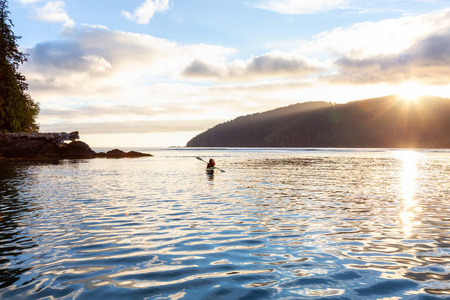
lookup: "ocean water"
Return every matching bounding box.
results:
[0,148,449,300]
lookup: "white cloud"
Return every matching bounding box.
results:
[329,32,450,85]
[35,1,74,28]
[180,8,450,86]
[122,0,171,24]
[250,0,348,14]
[184,8,450,83]
[305,9,450,59]
[23,25,234,95]
[302,9,450,85]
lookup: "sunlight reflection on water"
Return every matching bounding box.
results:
[0,148,449,299]
[397,150,422,238]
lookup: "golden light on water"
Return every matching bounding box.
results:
[396,150,423,237]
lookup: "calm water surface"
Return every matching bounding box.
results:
[0,148,449,299]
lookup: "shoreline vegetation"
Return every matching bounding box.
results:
[0,131,152,160]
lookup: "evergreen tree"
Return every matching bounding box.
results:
[0,0,39,132]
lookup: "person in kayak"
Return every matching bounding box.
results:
[206,159,215,169]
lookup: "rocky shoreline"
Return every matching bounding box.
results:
[0,132,152,160]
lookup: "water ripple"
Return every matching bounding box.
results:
[0,150,449,299]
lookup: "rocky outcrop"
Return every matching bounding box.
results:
[0,132,152,160]
[2,131,80,145]
[60,141,97,158]
[96,149,153,158]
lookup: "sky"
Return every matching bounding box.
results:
[9,0,450,147]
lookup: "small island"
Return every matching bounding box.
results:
[0,131,152,160]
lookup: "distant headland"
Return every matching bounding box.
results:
[0,131,152,160]
[187,95,450,148]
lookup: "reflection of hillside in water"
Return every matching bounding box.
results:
[231,153,450,295]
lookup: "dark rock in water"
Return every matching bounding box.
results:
[60,141,96,158]
[106,149,125,156]
[127,151,146,157]
[0,132,152,160]
[96,149,153,158]
[120,150,152,158]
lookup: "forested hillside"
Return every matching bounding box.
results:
[186,96,450,148]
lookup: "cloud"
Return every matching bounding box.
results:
[40,103,201,119]
[24,40,113,94]
[182,60,222,78]
[122,0,171,24]
[183,52,322,81]
[329,32,450,85]
[35,1,74,27]
[23,25,234,95]
[255,8,450,86]
[24,9,450,96]
[288,8,450,60]
[39,119,222,134]
[249,0,348,14]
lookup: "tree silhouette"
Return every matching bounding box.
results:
[0,0,39,132]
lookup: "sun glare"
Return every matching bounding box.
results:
[396,82,424,102]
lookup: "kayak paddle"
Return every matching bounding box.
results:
[196,157,225,172]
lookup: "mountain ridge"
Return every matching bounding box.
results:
[186,95,450,148]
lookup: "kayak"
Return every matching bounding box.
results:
[206,167,215,175]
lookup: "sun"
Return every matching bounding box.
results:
[396,82,424,102]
